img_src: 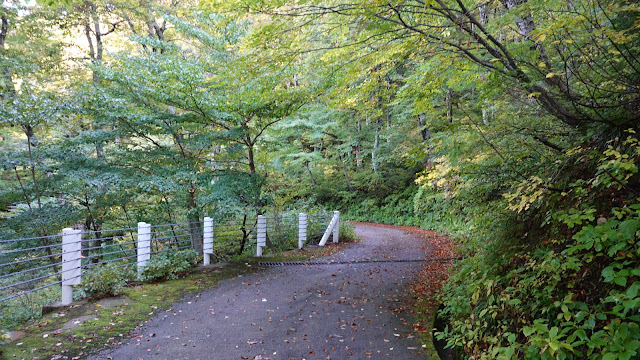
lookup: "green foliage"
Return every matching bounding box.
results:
[140,249,199,282]
[436,134,640,359]
[337,220,357,243]
[82,263,134,298]
[0,282,60,330]
[343,185,420,226]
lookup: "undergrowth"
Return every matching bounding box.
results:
[435,133,640,359]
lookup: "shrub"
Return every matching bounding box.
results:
[338,221,357,242]
[140,249,199,282]
[82,263,132,298]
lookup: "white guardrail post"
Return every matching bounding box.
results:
[256,215,266,257]
[137,222,151,279]
[203,217,214,265]
[333,211,340,243]
[61,228,82,305]
[319,211,339,247]
[298,213,307,250]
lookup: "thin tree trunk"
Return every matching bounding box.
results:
[479,4,489,24]
[386,112,391,145]
[247,143,256,174]
[418,113,433,169]
[446,89,453,123]
[372,120,379,173]
[21,131,58,266]
[26,129,42,210]
[238,214,248,255]
[83,2,111,159]
[356,120,363,168]
[187,186,203,254]
[0,16,7,49]
[305,161,317,187]
[339,154,354,191]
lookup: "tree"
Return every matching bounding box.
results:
[211,0,639,134]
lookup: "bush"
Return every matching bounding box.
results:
[83,263,133,298]
[140,249,199,282]
[338,221,357,242]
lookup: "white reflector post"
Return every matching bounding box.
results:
[298,213,307,250]
[256,215,266,257]
[137,222,151,279]
[61,228,81,305]
[333,211,340,243]
[203,217,214,265]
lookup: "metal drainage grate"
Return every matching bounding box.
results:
[258,258,459,267]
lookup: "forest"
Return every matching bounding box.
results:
[1,0,639,358]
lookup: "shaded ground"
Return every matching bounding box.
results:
[90,223,436,360]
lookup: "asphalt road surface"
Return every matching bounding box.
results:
[90,222,434,360]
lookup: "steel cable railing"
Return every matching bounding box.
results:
[307,212,332,244]
[264,214,299,251]
[1,211,338,327]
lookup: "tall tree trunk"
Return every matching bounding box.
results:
[147,17,166,53]
[83,1,120,160]
[446,89,453,123]
[479,4,489,25]
[81,3,108,252]
[237,214,249,255]
[386,112,391,145]
[418,113,433,169]
[339,154,354,191]
[83,2,103,86]
[0,16,7,49]
[482,107,489,125]
[187,186,203,254]
[418,113,430,142]
[247,141,256,175]
[0,15,15,101]
[305,161,317,187]
[501,0,535,40]
[355,120,363,168]
[372,119,379,173]
[25,128,58,266]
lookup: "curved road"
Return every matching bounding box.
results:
[91,223,434,360]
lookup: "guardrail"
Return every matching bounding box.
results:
[0,211,335,312]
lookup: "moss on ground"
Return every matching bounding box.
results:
[412,298,441,360]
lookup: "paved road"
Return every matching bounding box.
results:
[91,223,433,360]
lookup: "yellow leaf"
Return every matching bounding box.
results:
[546,73,555,79]
[538,62,546,68]
[537,34,547,43]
